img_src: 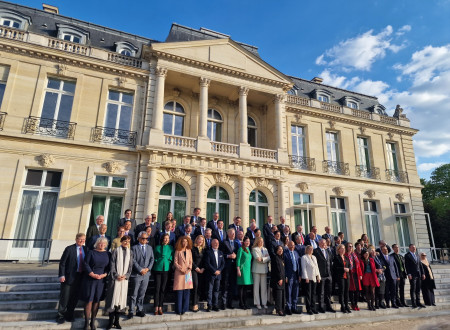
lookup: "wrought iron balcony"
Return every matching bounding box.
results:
[322,160,350,175]
[0,111,7,130]
[23,116,77,139]
[289,155,316,171]
[386,169,409,183]
[355,165,380,180]
[92,126,137,147]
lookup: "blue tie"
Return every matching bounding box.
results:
[219,231,223,241]
[291,251,297,272]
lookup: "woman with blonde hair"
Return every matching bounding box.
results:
[333,244,351,313]
[173,236,193,315]
[111,226,126,251]
[251,237,270,310]
[301,245,321,315]
[191,235,206,312]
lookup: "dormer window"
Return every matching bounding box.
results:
[56,24,89,44]
[347,101,358,109]
[287,86,299,96]
[0,9,31,30]
[115,42,138,57]
[318,95,329,103]
[342,96,360,110]
[312,89,332,103]
[370,104,387,116]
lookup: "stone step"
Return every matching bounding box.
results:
[0,291,60,301]
[0,283,60,292]
[0,276,58,284]
[0,303,447,330]
[434,288,450,296]
[0,300,58,311]
[429,267,450,274]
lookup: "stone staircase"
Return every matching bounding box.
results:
[0,266,449,329]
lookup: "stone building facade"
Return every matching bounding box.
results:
[0,1,429,260]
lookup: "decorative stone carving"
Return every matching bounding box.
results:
[387,132,394,140]
[359,126,366,135]
[213,173,230,184]
[297,182,309,192]
[239,86,249,96]
[116,76,127,87]
[274,94,285,103]
[167,168,187,180]
[254,177,269,187]
[332,186,344,196]
[56,63,67,76]
[37,154,55,167]
[199,77,210,87]
[103,161,122,174]
[329,120,336,129]
[365,190,376,199]
[156,67,168,77]
[395,193,405,202]
[210,96,219,106]
[172,88,181,97]
[294,113,302,123]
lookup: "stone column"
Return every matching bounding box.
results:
[278,179,287,226]
[274,94,285,150]
[199,77,210,138]
[144,166,159,217]
[196,171,206,214]
[152,67,167,130]
[239,86,249,144]
[239,176,249,230]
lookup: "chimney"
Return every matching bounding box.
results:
[311,77,323,84]
[42,4,59,14]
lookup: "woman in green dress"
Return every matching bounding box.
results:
[152,233,174,315]
[236,236,253,309]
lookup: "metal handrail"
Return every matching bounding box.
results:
[0,238,53,265]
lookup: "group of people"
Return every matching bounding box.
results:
[57,209,437,329]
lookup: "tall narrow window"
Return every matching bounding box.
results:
[248,116,257,147]
[330,197,347,239]
[0,65,9,110]
[357,137,371,177]
[163,101,184,136]
[157,182,187,226]
[291,125,306,157]
[326,132,340,162]
[206,186,230,225]
[249,190,269,231]
[41,78,75,123]
[207,109,222,142]
[364,200,380,245]
[394,203,410,250]
[105,90,133,132]
[293,193,312,233]
[386,142,399,172]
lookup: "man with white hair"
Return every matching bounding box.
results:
[86,215,104,243]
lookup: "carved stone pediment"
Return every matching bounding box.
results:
[167,168,187,180]
[213,173,230,184]
[103,161,122,174]
[37,154,55,167]
[254,177,269,187]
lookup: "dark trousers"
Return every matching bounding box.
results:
[304,280,317,312]
[285,276,299,311]
[154,271,169,308]
[337,277,349,308]
[396,277,406,304]
[175,289,190,314]
[409,276,422,305]
[385,278,398,304]
[421,283,435,306]
[272,283,285,313]
[238,285,250,307]
[316,276,332,309]
[221,263,237,306]
[191,270,203,306]
[207,275,221,308]
[375,278,386,300]
[57,273,83,319]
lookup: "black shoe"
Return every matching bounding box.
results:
[307,310,314,315]
[56,317,65,324]
[106,314,114,330]
[417,303,426,308]
[391,303,399,309]
[345,306,351,313]
[326,306,336,313]
[402,302,410,307]
[65,316,75,322]
[205,307,211,312]
[293,308,302,314]
[380,301,386,309]
[432,303,436,306]
[220,305,226,310]
[278,311,286,317]
[127,312,133,319]
[136,310,146,317]
[312,310,319,314]
[340,307,346,313]
[90,321,97,330]
[213,306,220,312]
[285,309,292,315]
[226,304,234,309]
[318,308,325,313]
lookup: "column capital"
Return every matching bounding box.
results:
[239,86,249,96]
[199,77,211,87]
[156,66,168,77]
[274,94,285,103]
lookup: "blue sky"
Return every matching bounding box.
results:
[12,0,450,179]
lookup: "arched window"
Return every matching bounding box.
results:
[207,109,222,142]
[0,9,31,30]
[163,101,185,136]
[249,189,269,229]
[115,41,138,57]
[248,116,257,147]
[157,182,187,225]
[1,18,20,28]
[206,186,230,224]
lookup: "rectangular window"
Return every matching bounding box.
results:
[394,203,407,214]
[386,142,399,171]
[0,65,10,110]
[293,193,312,233]
[330,197,347,239]
[94,175,126,188]
[89,195,123,238]
[326,132,340,162]
[396,216,411,248]
[291,125,306,157]
[41,78,75,122]
[364,200,380,245]
[357,137,371,168]
[105,90,133,131]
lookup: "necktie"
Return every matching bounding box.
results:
[202,227,205,236]
[230,240,234,249]
[219,230,223,241]
[142,245,146,258]
[385,255,389,262]
[300,234,304,245]
[322,249,327,259]
[291,251,296,272]
[78,247,83,272]
[207,239,210,246]
[277,240,279,245]
[412,252,417,262]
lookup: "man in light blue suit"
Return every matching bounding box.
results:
[128,231,154,318]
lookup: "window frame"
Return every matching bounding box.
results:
[207,108,223,142]
[157,182,188,225]
[357,136,371,169]
[330,196,348,239]
[326,131,340,162]
[0,9,31,30]
[40,77,76,122]
[163,101,185,136]
[104,89,134,132]
[363,200,381,245]
[318,94,329,103]
[291,125,306,157]
[248,115,257,147]
[93,175,126,189]
[249,189,269,230]
[386,142,399,172]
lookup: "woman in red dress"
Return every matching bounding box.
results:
[360,249,379,311]
[345,242,362,311]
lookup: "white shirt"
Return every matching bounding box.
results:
[213,249,219,266]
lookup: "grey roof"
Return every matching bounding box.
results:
[165,23,260,56]
[288,76,387,115]
[0,0,156,56]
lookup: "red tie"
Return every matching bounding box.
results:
[300,235,304,245]
[78,247,84,272]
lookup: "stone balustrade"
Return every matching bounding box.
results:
[164,135,197,150]
[211,141,239,156]
[251,147,277,161]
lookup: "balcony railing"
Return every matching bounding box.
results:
[23,116,77,139]
[107,52,143,68]
[251,147,277,161]
[0,26,25,41]
[211,141,239,156]
[386,169,409,183]
[355,165,380,180]
[352,109,371,120]
[164,135,197,151]
[320,102,342,113]
[322,160,350,175]
[286,95,310,106]
[92,126,137,147]
[47,37,90,55]
[0,112,7,130]
[380,115,398,125]
[289,155,316,171]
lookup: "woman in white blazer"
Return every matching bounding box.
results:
[301,245,321,314]
[251,237,271,309]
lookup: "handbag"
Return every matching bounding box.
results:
[185,271,193,286]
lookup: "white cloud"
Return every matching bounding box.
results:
[315,25,408,71]
[396,25,412,36]
[417,162,445,172]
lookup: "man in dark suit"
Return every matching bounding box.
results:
[191,207,201,226]
[392,244,409,307]
[86,215,104,243]
[213,219,226,245]
[284,241,301,314]
[404,244,426,308]
[207,212,220,234]
[321,226,334,246]
[204,228,213,249]
[135,214,160,238]
[128,232,154,318]
[380,246,400,308]
[281,225,291,241]
[305,232,319,249]
[263,215,275,239]
[291,225,306,245]
[228,216,244,234]
[220,228,240,309]
[88,224,111,251]
[337,232,347,245]
[376,240,392,254]
[194,218,208,238]
[269,230,283,257]
[123,220,136,245]
[175,215,192,239]
[246,221,257,246]
[311,226,322,242]
[314,239,335,313]
[277,216,287,233]
[118,209,136,232]
[294,235,306,257]
[181,224,195,241]
[158,221,176,246]
[56,233,88,324]
[204,239,225,311]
